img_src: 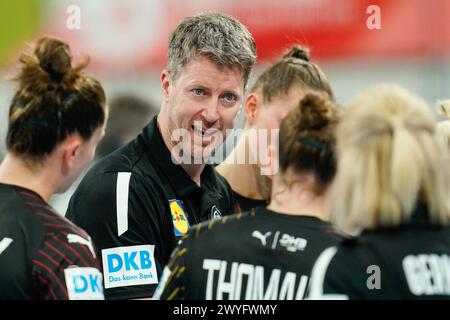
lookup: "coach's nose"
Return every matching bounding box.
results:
[202,101,220,124]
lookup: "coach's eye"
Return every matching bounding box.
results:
[192,89,204,96]
[221,92,238,106]
[224,93,237,102]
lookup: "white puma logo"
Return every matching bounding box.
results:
[251,230,272,246]
[0,237,13,255]
[67,234,96,258]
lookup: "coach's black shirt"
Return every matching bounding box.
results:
[66,116,234,300]
[308,204,450,299]
[154,207,343,300]
[0,183,103,300]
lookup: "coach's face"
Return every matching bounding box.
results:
[160,55,244,162]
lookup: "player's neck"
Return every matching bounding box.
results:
[0,153,57,202]
[216,134,271,200]
[267,174,331,221]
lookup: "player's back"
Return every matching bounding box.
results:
[0,183,103,300]
[156,206,344,300]
[0,184,43,298]
[309,205,450,299]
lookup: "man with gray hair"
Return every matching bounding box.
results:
[66,12,256,299]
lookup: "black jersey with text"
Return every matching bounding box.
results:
[0,183,103,300]
[233,191,269,214]
[308,205,450,300]
[154,207,343,300]
[66,116,235,300]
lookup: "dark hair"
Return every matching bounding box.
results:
[96,94,158,159]
[6,36,107,164]
[279,92,338,195]
[251,44,334,102]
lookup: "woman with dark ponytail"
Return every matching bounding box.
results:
[154,92,344,300]
[0,37,107,299]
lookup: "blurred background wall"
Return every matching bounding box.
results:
[1,0,449,175]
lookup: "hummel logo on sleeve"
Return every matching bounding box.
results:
[0,237,13,255]
[67,234,96,258]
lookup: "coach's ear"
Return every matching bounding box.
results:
[161,70,171,102]
[244,93,260,128]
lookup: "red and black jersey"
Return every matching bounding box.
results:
[0,183,104,300]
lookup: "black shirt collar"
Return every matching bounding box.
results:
[141,116,219,197]
[0,183,47,203]
[361,203,442,235]
[407,202,433,226]
[255,206,329,227]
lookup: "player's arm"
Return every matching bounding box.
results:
[307,246,349,300]
[153,234,191,300]
[308,245,370,300]
[31,232,104,300]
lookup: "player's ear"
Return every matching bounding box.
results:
[244,93,260,128]
[60,134,83,174]
[440,100,450,118]
[260,144,279,179]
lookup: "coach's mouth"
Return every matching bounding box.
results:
[192,125,216,146]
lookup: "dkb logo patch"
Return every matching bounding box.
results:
[102,244,158,289]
